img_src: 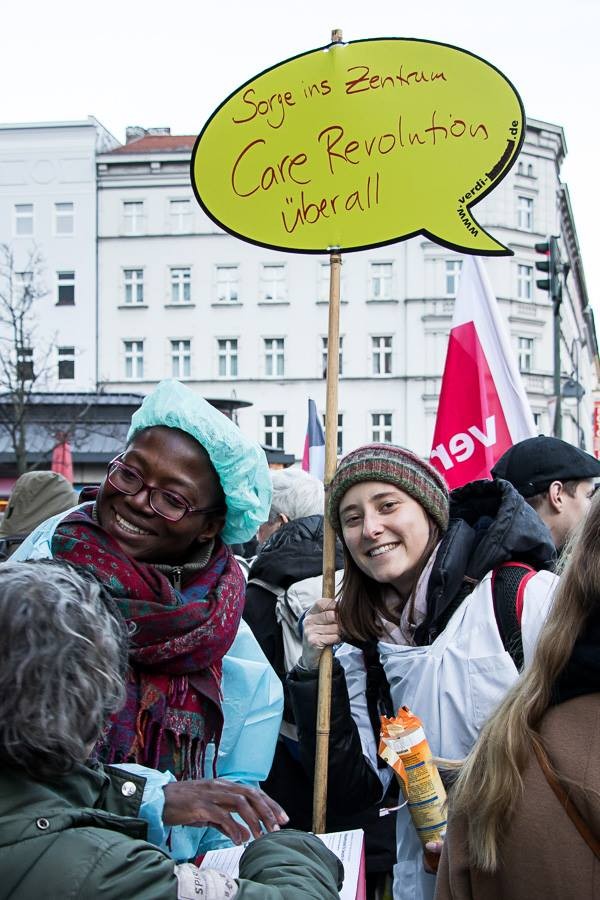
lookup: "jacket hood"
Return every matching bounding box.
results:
[248,514,344,589]
[419,478,556,644]
[449,477,556,578]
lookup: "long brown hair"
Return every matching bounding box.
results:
[337,518,440,643]
[449,493,600,872]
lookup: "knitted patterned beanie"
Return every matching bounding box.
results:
[327,443,449,533]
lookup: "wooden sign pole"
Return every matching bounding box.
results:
[312,247,342,834]
[312,20,343,821]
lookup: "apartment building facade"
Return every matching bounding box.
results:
[0,118,119,393]
[95,119,597,459]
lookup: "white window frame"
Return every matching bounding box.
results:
[371,335,393,376]
[445,259,462,298]
[321,335,344,378]
[16,345,34,381]
[517,195,533,231]
[57,346,75,380]
[122,201,145,235]
[170,339,192,379]
[264,337,285,377]
[15,271,33,301]
[217,338,238,377]
[170,267,192,304]
[56,271,75,306]
[123,340,144,379]
[263,413,285,450]
[517,336,534,373]
[369,262,393,300]
[169,198,192,233]
[14,203,33,236]
[54,201,74,236]
[371,412,393,443]
[124,269,144,305]
[517,264,533,301]
[260,264,287,302]
[215,265,240,303]
[322,412,343,455]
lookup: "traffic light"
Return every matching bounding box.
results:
[534,236,561,299]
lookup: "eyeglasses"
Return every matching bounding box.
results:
[107,455,222,523]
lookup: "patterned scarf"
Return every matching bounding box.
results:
[52,503,245,779]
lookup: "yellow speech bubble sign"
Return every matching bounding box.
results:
[191,38,524,255]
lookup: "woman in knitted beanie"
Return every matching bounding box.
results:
[287,442,558,900]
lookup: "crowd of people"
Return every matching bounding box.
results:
[1,377,599,900]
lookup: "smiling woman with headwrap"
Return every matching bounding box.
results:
[11,380,273,783]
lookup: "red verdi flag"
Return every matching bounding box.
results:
[302,398,325,481]
[430,256,536,489]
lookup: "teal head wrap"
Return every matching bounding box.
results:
[127,379,271,544]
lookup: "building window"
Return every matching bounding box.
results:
[517,336,534,372]
[124,269,144,304]
[216,265,239,302]
[169,199,192,233]
[369,262,393,300]
[371,412,393,443]
[171,339,191,378]
[372,336,393,375]
[16,346,34,381]
[15,271,33,301]
[57,346,75,380]
[14,203,33,236]
[124,340,144,379]
[56,271,75,306]
[54,202,74,235]
[122,201,145,234]
[264,338,285,377]
[322,412,343,455]
[517,264,533,301]
[170,267,191,304]
[317,261,345,302]
[527,164,534,177]
[263,414,285,450]
[217,338,238,377]
[517,195,533,231]
[445,260,462,297]
[260,264,287,302]
[321,336,343,378]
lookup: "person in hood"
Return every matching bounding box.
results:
[0,470,78,559]
[287,444,559,900]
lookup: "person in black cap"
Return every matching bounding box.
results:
[491,435,600,552]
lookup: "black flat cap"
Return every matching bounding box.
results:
[492,436,600,497]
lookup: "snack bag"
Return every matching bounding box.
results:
[379,706,447,848]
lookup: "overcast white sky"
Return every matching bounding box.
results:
[4,0,598,303]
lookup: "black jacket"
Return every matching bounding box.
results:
[287,478,557,814]
[243,514,396,875]
[243,515,344,689]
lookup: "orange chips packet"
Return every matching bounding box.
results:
[379,706,447,847]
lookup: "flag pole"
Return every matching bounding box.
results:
[313,28,343,830]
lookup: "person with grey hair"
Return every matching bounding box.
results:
[256,467,325,546]
[0,559,343,899]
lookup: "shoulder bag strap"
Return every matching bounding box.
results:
[492,562,536,671]
[532,740,600,859]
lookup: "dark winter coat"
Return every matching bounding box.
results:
[243,514,397,876]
